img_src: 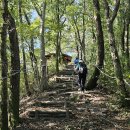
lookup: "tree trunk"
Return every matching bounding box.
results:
[121,19,125,52]
[56,32,60,74]
[82,0,86,62]
[87,0,104,90]
[80,46,83,60]
[55,0,60,74]
[40,1,48,91]
[7,10,20,128]
[75,33,79,58]
[24,12,40,85]
[125,0,130,68]
[104,0,128,97]
[76,45,79,58]
[19,0,30,96]
[25,40,41,89]
[29,39,41,85]
[107,22,128,97]
[22,47,31,95]
[125,22,130,68]
[73,17,86,61]
[1,1,8,129]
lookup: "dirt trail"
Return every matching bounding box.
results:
[16,65,130,130]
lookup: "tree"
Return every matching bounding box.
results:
[87,0,104,90]
[125,0,130,68]
[103,0,128,98]
[70,0,87,61]
[7,2,20,127]
[40,1,48,90]
[24,12,40,86]
[1,0,8,129]
[55,0,60,73]
[19,0,30,96]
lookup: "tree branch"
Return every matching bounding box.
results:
[103,0,110,19]
[73,16,82,45]
[31,1,42,18]
[24,11,31,25]
[34,5,42,18]
[110,0,120,23]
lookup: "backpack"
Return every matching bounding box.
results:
[78,63,87,74]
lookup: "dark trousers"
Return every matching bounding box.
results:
[78,74,86,88]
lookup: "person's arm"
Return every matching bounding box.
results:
[74,64,79,73]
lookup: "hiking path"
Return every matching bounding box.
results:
[17,65,130,130]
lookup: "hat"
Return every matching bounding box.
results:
[79,59,83,63]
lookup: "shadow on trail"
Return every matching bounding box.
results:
[16,65,130,130]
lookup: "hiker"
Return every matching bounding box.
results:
[74,59,87,92]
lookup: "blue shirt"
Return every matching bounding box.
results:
[74,58,79,65]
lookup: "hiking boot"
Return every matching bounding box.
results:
[81,86,84,92]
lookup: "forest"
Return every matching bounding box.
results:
[0,0,130,129]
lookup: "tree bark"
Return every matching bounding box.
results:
[40,1,48,91]
[22,47,31,95]
[56,32,60,74]
[104,0,128,97]
[121,19,125,52]
[55,0,60,74]
[125,0,130,68]
[125,22,130,68]
[7,9,20,129]
[87,0,104,90]
[1,0,8,129]
[82,0,86,62]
